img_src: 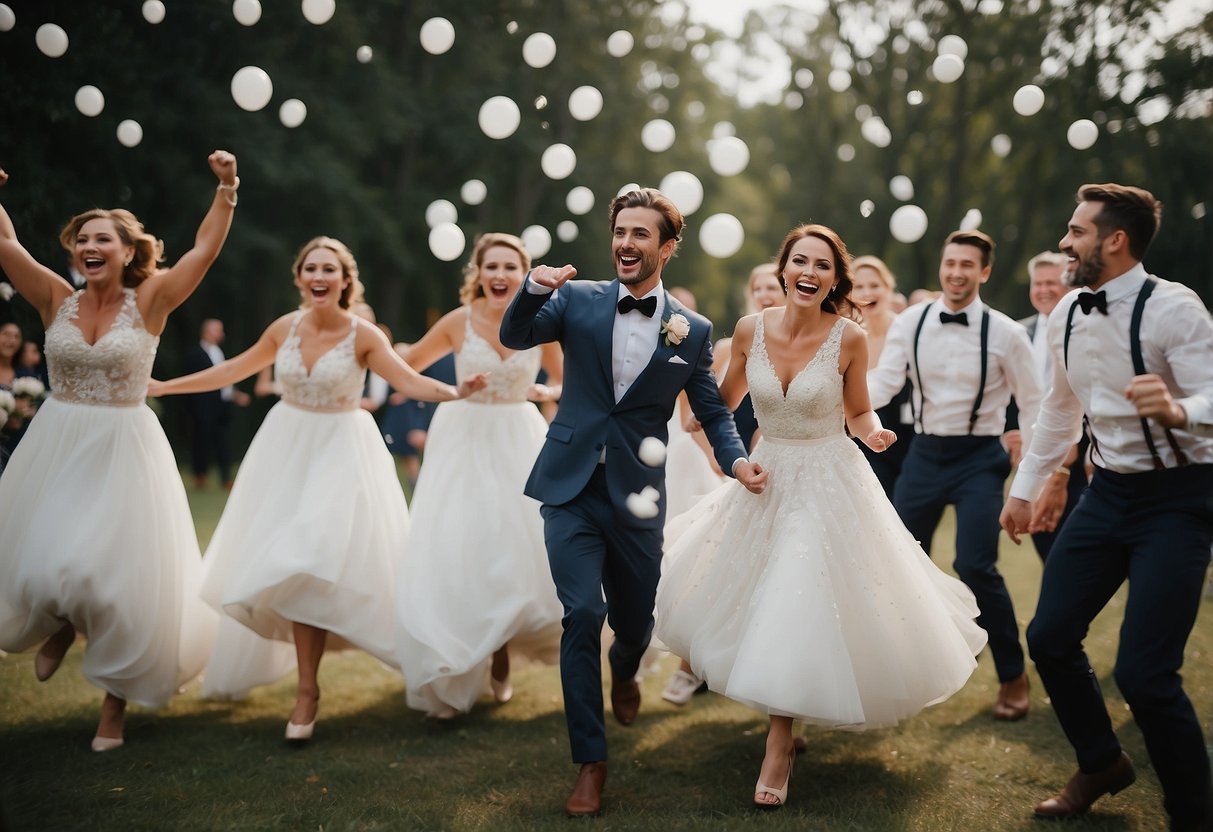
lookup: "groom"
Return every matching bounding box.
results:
[501,188,767,816]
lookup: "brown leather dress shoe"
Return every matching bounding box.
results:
[565,761,607,817]
[1034,751,1136,817]
[610,673,641,726]
[993,672,1030,721]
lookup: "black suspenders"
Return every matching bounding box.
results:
[911,303,990,435]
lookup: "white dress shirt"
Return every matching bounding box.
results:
[869,297,1041,448]
[1031,312,1052,391]
[1011,264,1213,501]
[611,282,665,402]
[202,341,233,402]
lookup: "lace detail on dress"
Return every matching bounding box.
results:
[748,313,846,441]
[46,289,158,406]
[275,313,365,411]
[456,313,541,404]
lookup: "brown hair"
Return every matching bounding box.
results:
[291,236,363,310]
[850,255,896,290]
[774,224,857,319]
[458,233,531,306]
[942,229,996,269]
[608,188,684,246]
[1077,183,1161,260]
[58,208,164,287]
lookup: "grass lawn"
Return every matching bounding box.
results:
[1,477,1209,831]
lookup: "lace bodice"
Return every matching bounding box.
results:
[747,313,846,441]
[275,312,365,411]
[46,289,158,406]
[456,313,541,404]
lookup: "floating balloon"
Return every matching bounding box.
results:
[933,54,964,84]
[860,199,875,218]
[700,214,744,259]
[708,136,750,176]
[540,143,576,180]
[1067,118,1098,150]
[860,117,892,148]
[0,5,13,32]
[478,96,520,140]
[419,17,454,55]
[566,186,595,216]
[74,85,104,117]
[301,0,335,25]
[425,199,458,229]
[659,171,703,216]
[116,119,143,148]
[890,205,929,244]
[640,119,675,153]
[990,133,1012,157]
[279,99,307,128]
[638,436,666,467]
[142,0,166,24]
[937,34,968,59]
[616,182,641,197]
[837,144,856,162]
[521,225,552,259]
[460,179,487,206]
[606,30,634,58]
[522,33,556,68]
[35,23,68,58]
[959,208,983,231]
[556,221,579,243]
[626,491,659,519]
[233,0,261,25]
[428,223,465,261]
[827,70,851,92]
[1013,84,1044,116]
[231,66,273,112]
[889,175,914,201]
[356,45,373,63]
[568,85,603,122]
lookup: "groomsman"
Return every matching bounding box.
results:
[183,318,249,489]
[869,229,1041,721]
[1002,183,1212,829]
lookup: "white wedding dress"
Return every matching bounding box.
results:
[396,316,562,716]
[0,289,217,706]
[199,313,407,698]
[655,314,987,728]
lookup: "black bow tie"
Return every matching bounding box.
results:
[1076,291,1108,315]
[617,294,657,317]
[939,311,968,326]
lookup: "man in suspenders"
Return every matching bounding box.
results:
[869,230,1042,721]
[1002,183,1213,829]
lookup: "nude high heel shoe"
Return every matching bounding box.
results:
[753,750,794,810]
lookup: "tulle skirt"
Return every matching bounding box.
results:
[656,433,987,729]
[0,397,217,707]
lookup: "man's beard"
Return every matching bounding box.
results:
[1064,242,1105,288]
[616,251,659,284]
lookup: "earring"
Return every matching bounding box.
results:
[124,257,132,267]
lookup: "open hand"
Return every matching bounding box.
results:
[456,373,489,397]
[526,382,561,402]
[529,264,577,290]
[734,460,768,494]
[208,150,238,185]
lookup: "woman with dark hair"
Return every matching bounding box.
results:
[150,236,486,740]
[655,224,986,809]
[0,152,238,751]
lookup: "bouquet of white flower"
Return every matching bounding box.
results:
[11,376,46,400]
[0,389,15,423]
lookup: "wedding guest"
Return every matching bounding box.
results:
[150,236,486,740]
[1001,183,1213,829]
[656,224,985,809]
[182,318,250,490]
[18,337,49,387]
[868,230,1042,722]
[395,232,564,719]
[0,152,238,750]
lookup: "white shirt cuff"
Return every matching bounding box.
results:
[730,457,747,476]
[525,274,554,295]
[1009,469,1051,503]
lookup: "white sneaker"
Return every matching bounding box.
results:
[661,669,703,706]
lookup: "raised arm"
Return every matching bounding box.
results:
[499,265,575,350]
[0,169,75,327]
[150,316,287,397]
[361,322,485,402]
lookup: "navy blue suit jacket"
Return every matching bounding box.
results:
[500,278,746,529]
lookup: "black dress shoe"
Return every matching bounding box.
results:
[1034,751,1136,817]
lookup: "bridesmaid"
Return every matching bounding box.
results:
[150,236,486,739]
[0,152,237,750]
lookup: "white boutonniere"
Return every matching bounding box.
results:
[662,313,690,347]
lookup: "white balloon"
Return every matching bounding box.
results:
[827,70,851,92]
[460,179,487,206]
[521,225,552,259]
[860,199,875,218]
[142,0,166,24]
[556,221,579,243]
[889,205,929,244]
[708,136,750,176]
[700,213,745,259]
[606,30,634,58]
[860,117,892,148]
[74,86,104,118]
[540,143,576,180]
[837,144,856,162]
[616,182,641,197]
[522,32,556,68]
[933,54,965,84]
[889,175,914,201]
[478,96,520,140]
[1067,118,1099,150]
[658,171,703,216]
[301,0,335,25]
[233,0,261,25]
[278,98,307,128]
[356,45,373,63]
[116,120,143,148]
[937,34,968,59]
[991,133,1012,157]
[419,17,454,55]
[640,485,659,502]
[0,5,14,33]
[231,66,273,112]
[566,186,595,216]
[428,223,465,262]
[568,86,603,122]
[638,436,667,467]
[35,23,68,58]
[425,199,458,229]
[1013,84,1045,116]
[640,119,676,153]
[960,208,983,231]
[625,492,659,519]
